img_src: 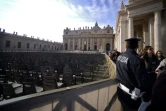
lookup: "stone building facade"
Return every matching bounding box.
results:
[0,29,63,52]
[63,22,114,53]
[115,0,166,54]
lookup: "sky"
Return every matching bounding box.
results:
[0,0,128,42]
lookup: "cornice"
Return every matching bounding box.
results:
[126,0,153,9]
[119,10,128,15]
[63,33,113,37]
[128,0,163,17]
[115,11,127,33]
[63,35,113,39]
[1,32,61,44]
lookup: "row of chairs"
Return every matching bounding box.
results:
[0,52,105,68]
[0,82,43,100]
[0,52,106,101]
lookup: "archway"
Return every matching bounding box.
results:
[88,47,90,50]
[75,45,77,50]
[65,43,68,50]
[84,45,87,51]
[106,43,110,51]
[94,45,97,50]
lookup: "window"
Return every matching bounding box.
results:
[27,43,30,48]
[66,32,68,34]
[18,42,21,48]
[6,40,10,48]
[52,46,53,49]
[34,44,36,49]
[107,30,110,33]
[40,44,41,49]
[55,46,56,50]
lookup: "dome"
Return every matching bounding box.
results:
[93,22,101,30]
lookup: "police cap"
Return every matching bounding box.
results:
[125,38,141,45]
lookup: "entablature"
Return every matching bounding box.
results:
[127,0,163,17]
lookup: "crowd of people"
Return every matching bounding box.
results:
[109,50,121,63]
[114,38,166,111]
[110,47,165,67]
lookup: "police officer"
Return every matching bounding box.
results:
[116,38,152,111]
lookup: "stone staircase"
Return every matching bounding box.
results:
[75,53,115,84]
[74,64,109,84]
[93,64,109,81]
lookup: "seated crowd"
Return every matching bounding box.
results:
[0,52,106,101]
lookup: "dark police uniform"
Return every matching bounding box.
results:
[116,38,152,110]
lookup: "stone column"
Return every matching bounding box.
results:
[82,38,84,50]
[90,38,93,50]
[128,17,134,38]
[80,39,81,50]
[102,38,105,51]
[118,31,120,51]
[92,38,94,50]
[73,39,75,50]
[120,21,126,52]
[112,38,114,50]
[139,31,143,49]
[63,39,65,50]
[154,11,161,52]
[119,29,122,52]
[97,38,100,50]
[77,39,81,50]
[117,36,119,51]
[68,39,70,50]
[137,32,142,52]
[149,17,154,47]
[143,22,150,47]
[110,38,113,51]
[87,38,89,50]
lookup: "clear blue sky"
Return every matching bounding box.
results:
[0,0,128,42]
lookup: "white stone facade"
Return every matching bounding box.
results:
[115,0,166,54]
[0,29,63,52]
[63,22,114,53]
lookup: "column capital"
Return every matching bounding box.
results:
[128,17,133,19]
[120,20,127,23]
[153,9,163,13]
[154,9,162,17]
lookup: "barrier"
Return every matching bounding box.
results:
[0,79,122,111]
